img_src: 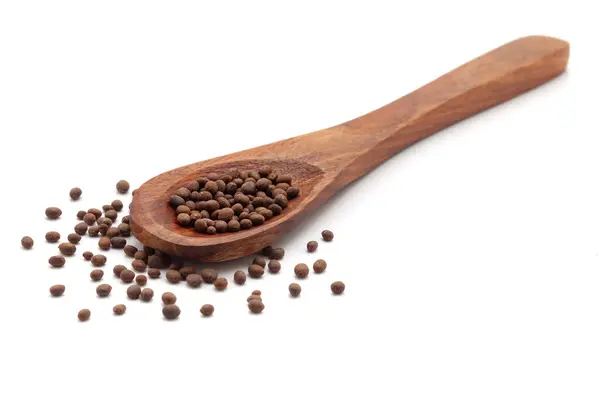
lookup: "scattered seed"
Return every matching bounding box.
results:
[307,240,318,252]
[45,207,62,219]
[83,251,93,261]
[113,264,126,277]
[110,237,126,249]
[200,269,218,283]
[331,281,345,295]
[234,270,246,285]
[248,299,265,314]
[186,273,202,288]
[248,264,265,278]
[96,284,112,297]
[83,213,96,225]
[313,259,327,273]
[90,269,104,281]
[289,283,301,297]
[133,250,148,262]
[126,284,142,299]
[78,309,91,321]
[21,236,34,249]
[98,237,111,250]
[179,266,195,279]
[118,223,131,237]
[140,288,154,301]
[166,269,182,284]
[148,268,161,279]
[214,277,228,290]
[252,256,266,267]
[106,227,120,238]
[120,269,135,283]
[113,304,126,315]
[135,275,147,286]
[162,304,181,320]
[267,260,281,273]
[270,247,285,260]
[88,225,100,237]
[162,292,177,305]
[111,199,124,211]
[67,233,81,244]
[45,231,60,243]
[132,259,147,272]
[91,254,107,267]
[321,230,334,242]
[49,284,65,297]
[76,210,86,220]
[123,245,138,257]
[247,295,262,302]
[49,255,66,268]
[294,263,309,278]
[116,180,130,194]
[58,242,76,256]
[252,290,261,296]
[200,304,214,317]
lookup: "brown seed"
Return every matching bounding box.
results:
[268,203,282,216]
[179,266,195,279]
[233,270,246,285]
[177,213,191,226]
[135,275,147,286]
[162,304,181,320]
[134,250,148,262]
[148,268,161,279]
[252,256,266,267]
[140,288,154,301]
[227,219,241,232]
[120,269,135,283]
[248,264,265,278]
[21,236,34,249]
[98,225,109,236]
[113,304,126,315]
[261,246,273,257]
[274,194,288,208]
[83,213,96,225]
[118,223,131,237]
[186,273,202,288]
[240,219,252,229]
[74,222,88,235]
[96,284,112,297]
[76,210,86,220]
[49,284,65,297]
[248,299,265,314]
[111,199,124,211]
[249,213,265,226]
[331,281,345,294]
[104,210,118,222]
[307,240,318,252]
[69,187,82,200]
[166,269,182,284]
[77,309,91,321]
[215,220,228,233]
[88,225,100,237]
[321,230,334,241]
[87,208,102,219]
[113,264,126,277]
[123,245,138,257]
[267,260,281,273]
[200,304,215,317]
[214,277,228,290]
[132,259,147,272]
[49,255,66,268]
[91,254,107,267]
[148,253,171,269]
[270,247,285,260]
[58,242,76,256]
[289,283,301,297]
[162,292,177,305]
[126,284,142,299]
[45,207,62,219]
[110,237,126,249]
[294,263,309,278]
[287,186,300,199]
[67,233,81,244]
[102,204,114,212]
[247,295,262,302]
[106,227,120,238]
[98,237,111,250]
[116,180,130,194]
[252,290,262,296]
[313,259,327,273]
[200,269,218,283]
[276,174,292,184]
[90,269,104,281]
[83,251,93,261]
[45,231,60,243]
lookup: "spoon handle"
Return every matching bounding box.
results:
[297,35,569,186]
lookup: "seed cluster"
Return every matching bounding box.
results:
[169,167,300,234]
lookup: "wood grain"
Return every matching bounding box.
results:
[130,35,569,261]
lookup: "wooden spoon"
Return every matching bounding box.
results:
[130,35,569,262]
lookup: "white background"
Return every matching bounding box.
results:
[1,1,599,399]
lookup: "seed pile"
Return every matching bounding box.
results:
[168,167,300,234]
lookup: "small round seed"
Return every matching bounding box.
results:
[49,255,65,268]
[96,284,112,297]
[74,222,88,235]
[248,264,265,278]
[313,259,327,273]
[247,295,262,303]
[69,187,82,200]
[261,246,273,257]
[227,219,241,232]
[248,299,265,314]
[132,259,147,272]
[49,284,65,297]
[91,254,107,267]
[98,237,111,250]
[83,213,96,225]
[162,292,176,305]
[77,210,86,220]
[233,270,246,285]
[102,204,114,212]
[135,275,147,286]
[252,290,262,296]
[289,283,301,297]
[116,180,130,194]
[186,274,202,288]
[58,242,76,256]
[67,233,81,244]
[249,213,265,226]
[267,260,281,273]
[252,256,266,267]
[200,269,218,283]
[200,304,214,317]
[123,245,138,257]
[126,284,142,299]
[105,210,118,222]
[88,208,102,219]
[88,225,100,237]
[113,264,126,277]
[90,269,104,281]
[287,186,300,199]
[166,269,182,284]
[106,227,120,238]
[162,304,181,320]
[148,268,161,279]
[45,231,60,243]
[214,277,228,290]
[331,281,345,295]
[294,263,309,278]
[120,269,135,283]
[134,250,148,262]
[111,199,124,211]
[270,247,285,260]
[78,309,91,321]
[110,237,126,249]
[45,207,62,219]
[113,304,126,315]
[140,288,154,301]
[83,251,93,261]
[307,241,318,252]
[240,219,252,230]
[321,230,334,242]
[21,236,34,249]
[118,223,131,237]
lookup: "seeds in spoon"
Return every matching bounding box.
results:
[21,236,34,249]
[45,231,60,243]
[78,309,91,321]
[200,304,214,317]
[45,207,62,219]
[313,259,327,273]
[49,284,65,297]
[69,187,82,200]
[162,305,180,320]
